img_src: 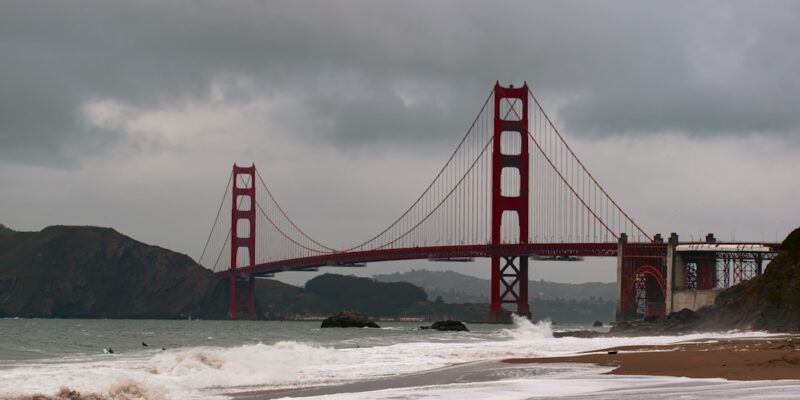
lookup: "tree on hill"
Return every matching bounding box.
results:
[0,224,13,235]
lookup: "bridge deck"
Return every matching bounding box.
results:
[215,241,782,277]
[218,242,652,277]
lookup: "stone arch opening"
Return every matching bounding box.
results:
[628,265,666,318]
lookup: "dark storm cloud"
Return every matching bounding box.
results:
[1,1,799,166]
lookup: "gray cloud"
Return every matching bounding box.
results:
[1,0,799,168]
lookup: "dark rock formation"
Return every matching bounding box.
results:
[609,308,703,336]
[429,320,469,331]
[320,310,380,328]
[0,225,220,318]
[592,320,603,327]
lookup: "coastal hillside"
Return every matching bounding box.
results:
[703,227,800,331]
[0,225,218,318]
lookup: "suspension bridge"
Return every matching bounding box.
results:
[198,82,781,322]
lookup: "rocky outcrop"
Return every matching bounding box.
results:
[0,225,219,318]
[610,308,703,335]
[320,310,380,328]
[699,227,800,331]
[428,320,469,331]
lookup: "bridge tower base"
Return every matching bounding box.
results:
[616,234,669,322]
[490,256,530,322]
[489,82,531,322]
[229,164,258,320]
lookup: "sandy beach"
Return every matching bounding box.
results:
[231,335,800,399]
[505,335,800,381]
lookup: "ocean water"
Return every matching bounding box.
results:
[0,317,797,399]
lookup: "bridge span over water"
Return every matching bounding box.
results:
[198,82,780,322]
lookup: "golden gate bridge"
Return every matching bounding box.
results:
[198,82,781,322]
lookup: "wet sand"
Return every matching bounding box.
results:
[235,336,800,399]
[505,336,800,380]
[232,360,543,399]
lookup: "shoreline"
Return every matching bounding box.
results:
[235,336,800,399]
[504,335,800,380]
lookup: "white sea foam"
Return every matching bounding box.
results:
[283,374,800,400]
[0,320,781,400]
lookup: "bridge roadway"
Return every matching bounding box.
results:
[216,242,668,277]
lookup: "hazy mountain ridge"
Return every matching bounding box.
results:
[374,269,615,303]
[257,273,614,323]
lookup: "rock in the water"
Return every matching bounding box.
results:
[430,320,469,332]
[592,320,603,327]
[320,310,380,328]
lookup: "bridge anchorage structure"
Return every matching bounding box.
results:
[198,82,782,322]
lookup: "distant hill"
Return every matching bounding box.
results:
[256,273,428,317]
[374,269,615,303]
[0,223,614,322]
[0,225,221,318]
[254,273,613,323]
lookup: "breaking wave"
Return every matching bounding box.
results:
[0,322,778,399]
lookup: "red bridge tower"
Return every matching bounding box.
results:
[229,164,257,319]
[490,83,531,321]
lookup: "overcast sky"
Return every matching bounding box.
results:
[1,1,798,285]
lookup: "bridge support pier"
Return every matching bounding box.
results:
[617,235,669,322]
[229,274,256,320]
[490,255,530,322]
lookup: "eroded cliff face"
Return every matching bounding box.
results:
[0,225,219,318]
